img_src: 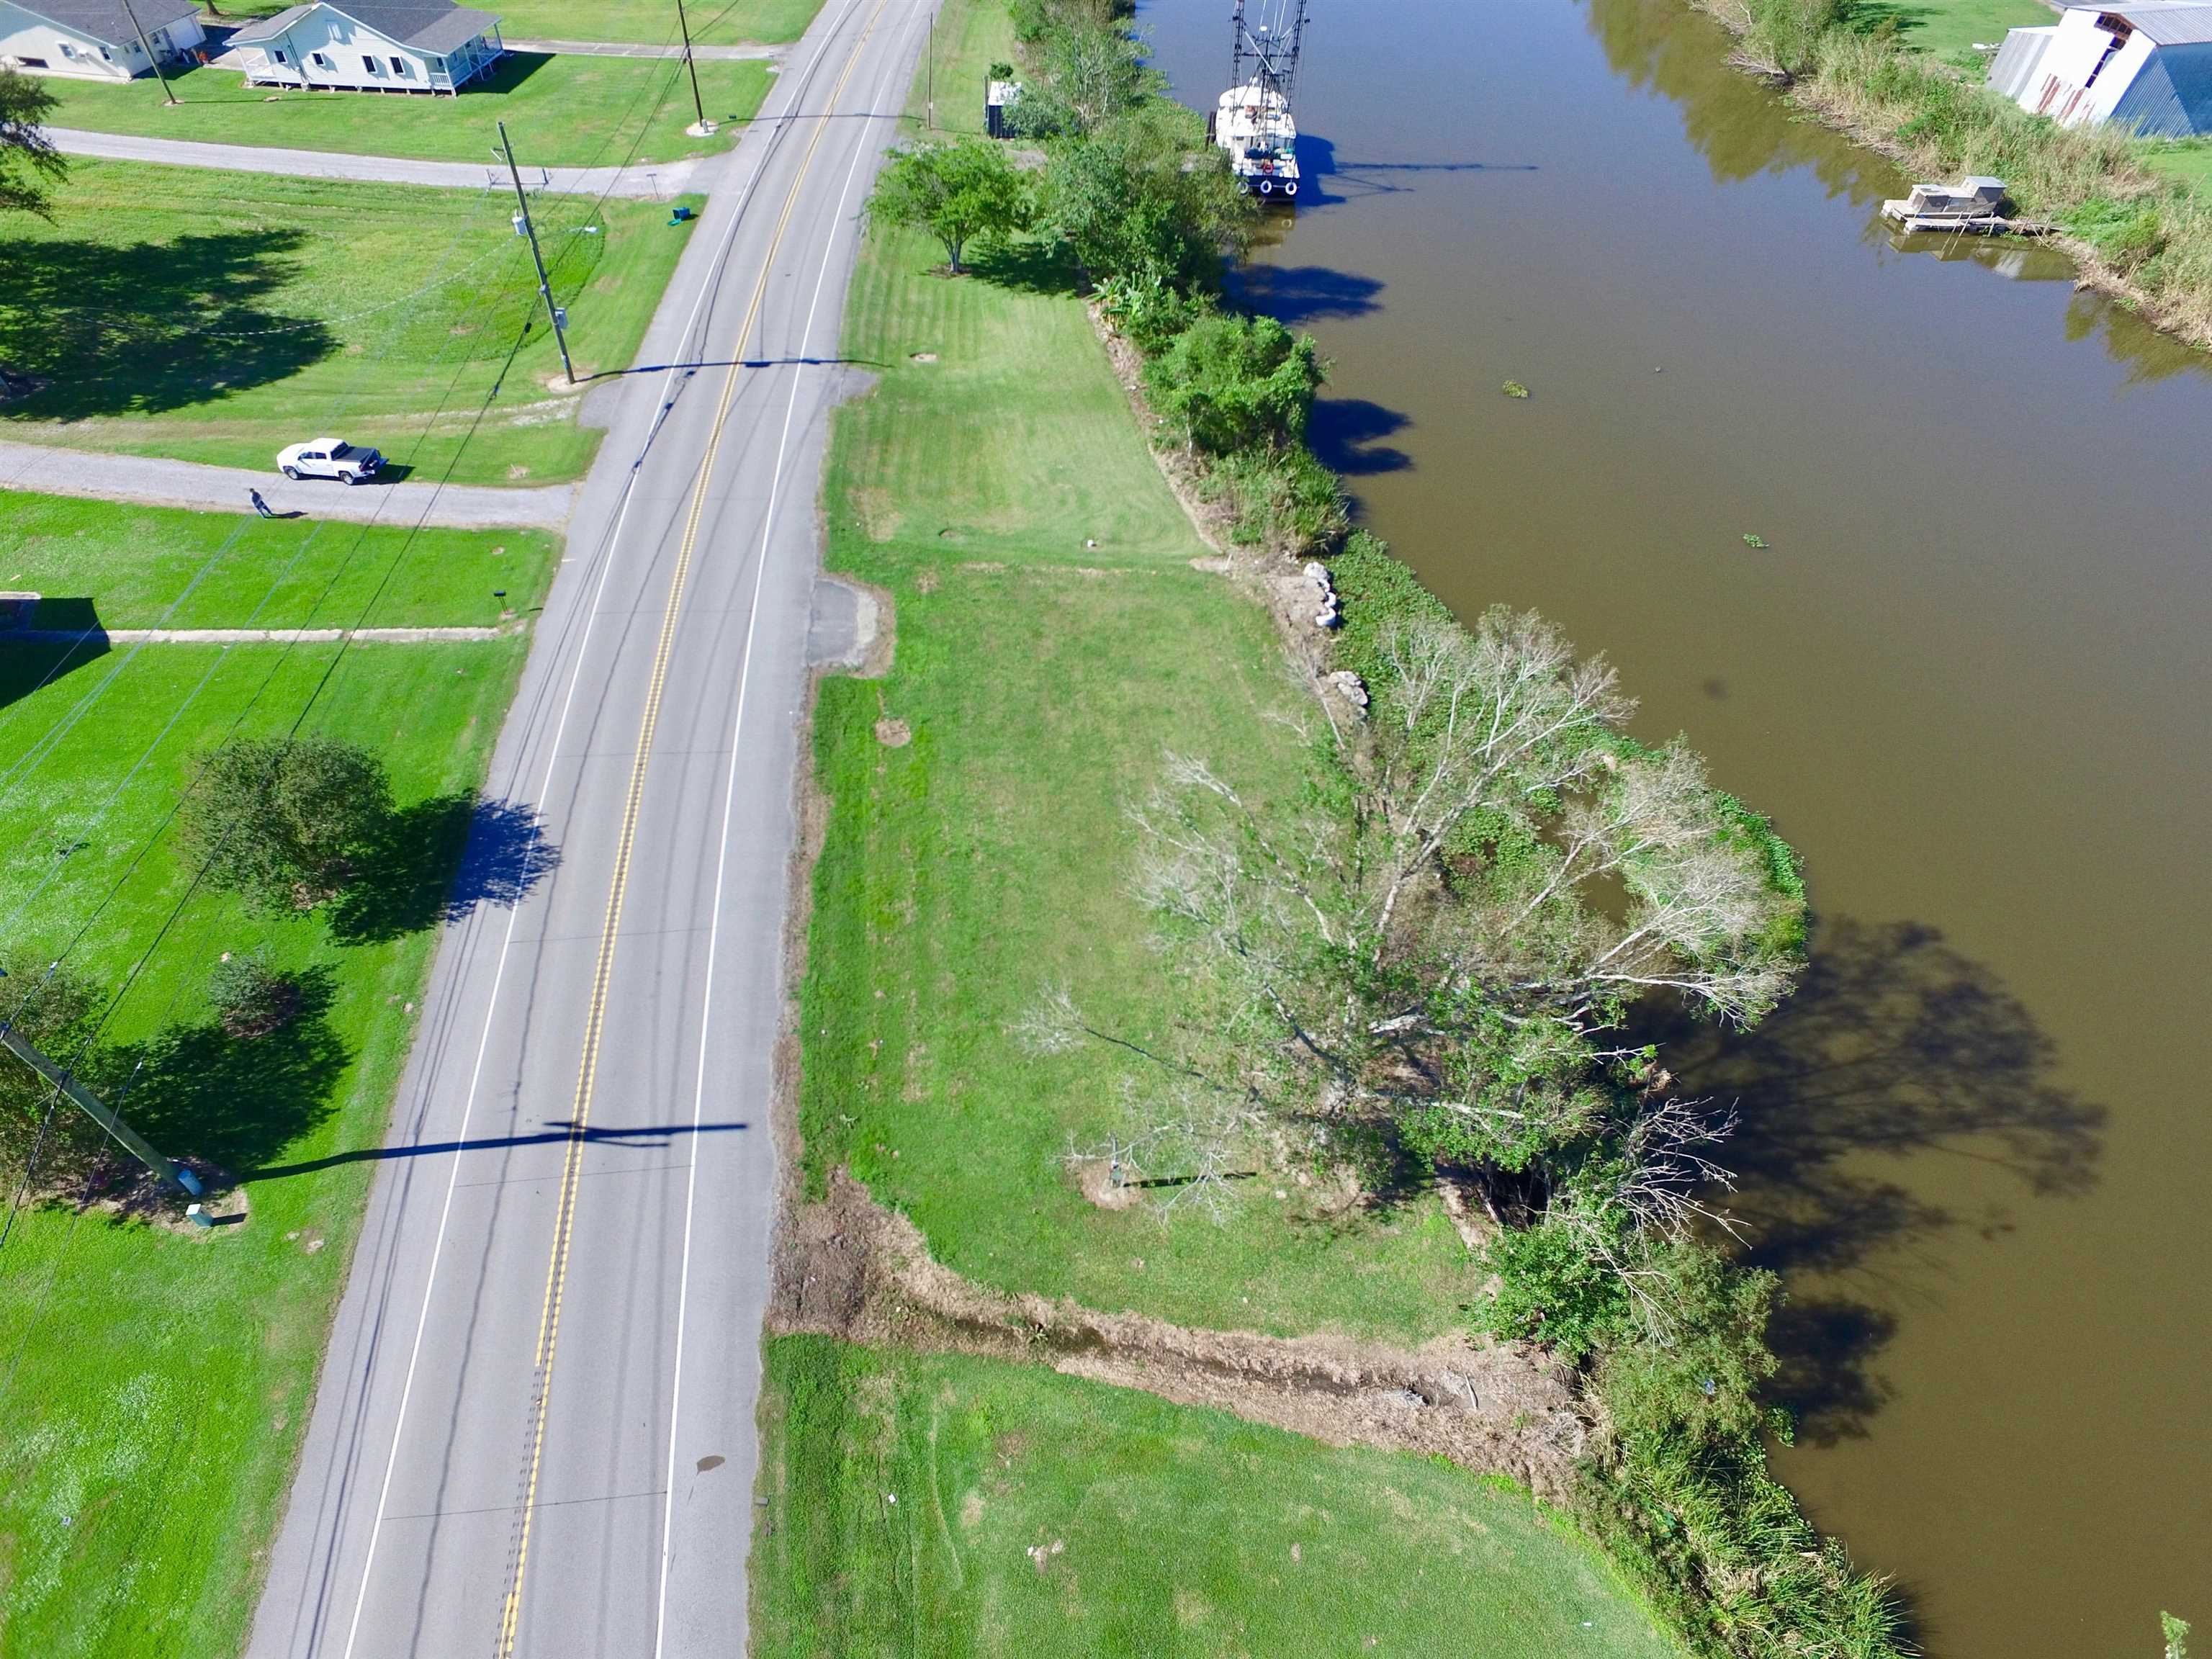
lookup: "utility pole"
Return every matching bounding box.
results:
[674,0,709,135]
[498,120,577,386]
[925,12,934,130]
[119,0,179,105]
[0,968,200,1198]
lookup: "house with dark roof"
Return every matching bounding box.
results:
[0,0,204,80]
[227,0,505,94]
[1990,3,2212,135]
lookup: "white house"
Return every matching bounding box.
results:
[227,0,505,94]
[1989,2,2212,136]
[0,0,203,80]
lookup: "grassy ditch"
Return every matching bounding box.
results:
[750,1334,1683,1658]
[32,53,769,166]
[0,498,556,1656]
[1696,0,2212,348]
[0,158,699,483]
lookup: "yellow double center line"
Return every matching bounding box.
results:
[493,6,888,1651]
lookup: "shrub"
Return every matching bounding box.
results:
[1143,312,1323,454]
[1210,444,1348,555]
[207,955,305,1040]
[178,736,392,914]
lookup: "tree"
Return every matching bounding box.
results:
[1006,14,1154,138]
[179,737,393,914]
[0,68,63,221]
[1143,312,1323,456]
[207,953,305,1039]
[2167,1613,2192,1659]
[1026,603,1804,1281]
[1043,102,1253,292]
[871,138,1035,275]
[0,948,96,1166]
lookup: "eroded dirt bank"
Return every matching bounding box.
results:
[770,1172,1589,1502]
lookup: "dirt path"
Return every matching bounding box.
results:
[0,438,577,529]
[770,1173,1590,1501]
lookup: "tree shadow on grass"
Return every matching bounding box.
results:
[328,794,560,945]
[965,235,1086,296]
[104,966,349,1178]
[0,231,335,422]
[1652,917,2106,1444]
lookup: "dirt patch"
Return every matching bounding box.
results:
[1069,1155,1143,1211]
[770,1172,1588,1501]
[874,717,911,747]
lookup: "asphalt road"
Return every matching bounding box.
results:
[0,437,578,528]
[243,2,930,1653]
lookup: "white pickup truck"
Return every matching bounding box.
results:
[277,439,385,485]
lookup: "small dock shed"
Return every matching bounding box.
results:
[227,0,505,94]
[1990,2,2212,135]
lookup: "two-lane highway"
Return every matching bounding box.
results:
[245,3,932,1653]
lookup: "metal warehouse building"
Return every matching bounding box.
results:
[1990,2,2212,136]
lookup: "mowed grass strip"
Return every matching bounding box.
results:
[34,53,770,166]
[796,0,1472,1344]
[497,0,823,46]
[0,491,557,630]
[750,1336,1683,1659]
[0,158,698,484]
[0,629,539,1657]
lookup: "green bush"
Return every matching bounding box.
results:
[1210,442,1348,555]
[1143,311,1323,454]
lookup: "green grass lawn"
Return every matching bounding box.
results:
[2141,136,2212,191]
[794,0,1472,1343]
[0,491,557,629]
[0,489,560,1653]
[0,158,698,484]
[36,53,770,166]
[1861,0,2053,68]
[495,0,823,46]
[751,1336,1682,1658]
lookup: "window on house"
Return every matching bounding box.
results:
[272,48,287,62]
[364,54,381,73]
[310,50,331,68]
[58,40,78,56]
[16,56,48,67]
[391,55,409,75]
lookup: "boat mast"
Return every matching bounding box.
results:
[1230,0,1310,102]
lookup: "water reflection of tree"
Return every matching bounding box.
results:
[1584,0,1894,197]
[1655,917,2105,1444]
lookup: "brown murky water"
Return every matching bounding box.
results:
[1140,0,2212,1651]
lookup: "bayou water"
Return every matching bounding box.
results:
[1140,1,2212,1651]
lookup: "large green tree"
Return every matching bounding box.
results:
[179,736,393,914]
[871,138,1035,275]
[1043,102,1253,293]
[0,67,62,220]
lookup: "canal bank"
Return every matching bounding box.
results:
[1138,0,2212,1653]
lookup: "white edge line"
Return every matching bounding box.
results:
[325,9,863,1653]
[649,7,915,1654]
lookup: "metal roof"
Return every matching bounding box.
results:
[228,0,501,55]
[2069,2,2212,44]
[12,0,198,45]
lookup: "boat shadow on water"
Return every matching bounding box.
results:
[1645,916,2108,1447]
[1285,133,1541,210]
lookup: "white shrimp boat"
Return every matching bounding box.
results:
[1209,1,1310,203]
